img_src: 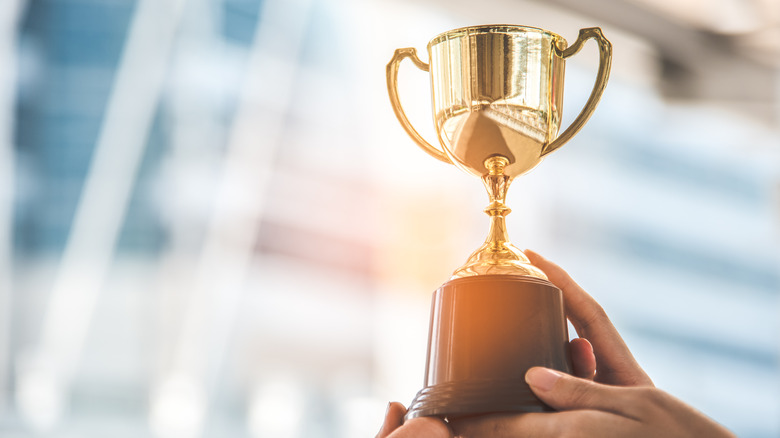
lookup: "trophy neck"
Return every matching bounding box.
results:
[450,157,548,280]
[483,161,512,248]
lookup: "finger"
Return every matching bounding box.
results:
[524,249,652,386]
[376,402,406,438]
[570,337,596,380]
[450,412,561,438]
[386,417,452,438]
[523,249,618,339]
[452,410,636,438]
[525,367,647,420]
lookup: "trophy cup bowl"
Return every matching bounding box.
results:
[387,25,612,419]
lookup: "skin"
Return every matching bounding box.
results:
[375,402,451,438]
[377,250,736,438]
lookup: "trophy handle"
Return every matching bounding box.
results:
[386,48,452,164]
[542,27,612,157]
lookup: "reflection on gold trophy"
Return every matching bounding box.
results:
[387,25,612,418]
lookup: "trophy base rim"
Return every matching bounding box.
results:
[405,378,552,420]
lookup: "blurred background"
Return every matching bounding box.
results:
[0,0,778,436]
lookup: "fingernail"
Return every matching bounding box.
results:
[526,367,562,391]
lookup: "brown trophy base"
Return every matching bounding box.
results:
[405,275,572,420]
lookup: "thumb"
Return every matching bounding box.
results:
[525,367,636,415]
[376,402,406,438]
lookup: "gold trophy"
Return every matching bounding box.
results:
[386,25,612,418]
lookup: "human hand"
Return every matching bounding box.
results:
[452,367,736,438]
[524,249,653,387]
[375,402,452,438]
[450,250,735,438]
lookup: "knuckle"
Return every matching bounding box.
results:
[632,387,670,412]
[645,388,672,407]
[579,303,609,332]
[565,381,596,407]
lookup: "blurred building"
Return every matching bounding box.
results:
[0,0,778,437]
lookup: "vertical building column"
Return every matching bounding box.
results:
[0,0,23,416]
[15,0,187,430]
[150,1,314,437]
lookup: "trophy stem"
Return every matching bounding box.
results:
[482,157,513,250]
[450,156,547,280]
